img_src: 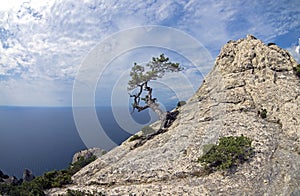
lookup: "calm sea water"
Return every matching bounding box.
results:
[0,106,153,178]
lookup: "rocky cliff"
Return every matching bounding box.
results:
[48,35,300,195]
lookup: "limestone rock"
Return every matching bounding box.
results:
[72,148,106,164]
[47,35,300,195]
[22,169,35,182]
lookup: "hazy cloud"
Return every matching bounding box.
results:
[0,0,299,106]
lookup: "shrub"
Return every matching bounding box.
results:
[129,125,156,142]
[258,108,267,119]
[68,155,97,175]
[294,64,300,77]
[0,155,97,195]
[201,144,215,155]
[198,135,253,173]
[141,125,155,135]
[129,134,141,142]
[177,100,186,108]
[14,181,45,196]
[0,181,45,196]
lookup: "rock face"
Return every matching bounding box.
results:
[47,35,300,195]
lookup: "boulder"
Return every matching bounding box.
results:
[22,169,35,182]
[72,147,106,164]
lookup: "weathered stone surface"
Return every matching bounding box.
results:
[47,35,300,195]
[72,148,106,164]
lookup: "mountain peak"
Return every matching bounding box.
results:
[215,34,297,75]
[47,36,300,195]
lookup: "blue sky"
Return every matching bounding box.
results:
[0,0,299,107]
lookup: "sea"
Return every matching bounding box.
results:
[0,106,162,178]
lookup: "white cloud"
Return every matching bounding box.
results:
[177,0,300,54]
[0,78,72,106]
[287,47,300,64]
[0,0,26,11]
[0,0,299,106]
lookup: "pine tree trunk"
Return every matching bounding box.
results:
[148,101,166,129]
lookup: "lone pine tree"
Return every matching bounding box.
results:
[128,54,183,129]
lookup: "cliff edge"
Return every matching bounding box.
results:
[48,35,300,195]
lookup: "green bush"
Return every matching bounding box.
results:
[198,135,254,172]
[129,134,141,142]
[294,64,300,77]
[201,144,215,155]
[14,181,45,196]
[258,108,267,119]
[177,100,186,108]
[0,183,11,194]
[0,155,97,195]
[0,181,45,196]
[141,125,155,135]
[68,155,97,175]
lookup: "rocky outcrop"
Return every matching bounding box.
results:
[22,169,35,182]
[72,148,106,164]
[0,170,20,186]
[0,169,35,185]
[0,170,8,181]
[47,35,300,195]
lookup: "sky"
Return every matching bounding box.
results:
[0,0,299,107]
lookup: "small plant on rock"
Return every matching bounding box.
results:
[258,108,267,119]
[198,135,254,173]
[141,125,155,135]
[176,100,186,108]
[129,134,142,142]
[293,64,300,77]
